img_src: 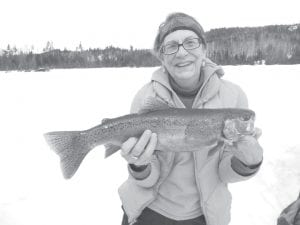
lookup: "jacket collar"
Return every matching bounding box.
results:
[151,58,224,108]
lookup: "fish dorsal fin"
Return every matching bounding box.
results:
[104,143,120,158]
[138,97,171,114]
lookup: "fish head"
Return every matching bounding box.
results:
[239,109,255,123]
[223,109,256,141]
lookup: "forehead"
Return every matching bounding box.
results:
[163,30,198,44]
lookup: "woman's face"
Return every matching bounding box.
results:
[161,30,206,83]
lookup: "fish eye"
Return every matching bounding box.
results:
[240,115,251,121]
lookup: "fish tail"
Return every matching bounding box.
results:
[44,131,91,179]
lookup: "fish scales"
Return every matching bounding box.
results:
[89,113,187,147]
[44,107,255,179]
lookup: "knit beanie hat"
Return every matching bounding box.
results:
[153,12,206,56]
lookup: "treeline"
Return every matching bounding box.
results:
[206,24,300,65]
[0,23,299,71]
[0,46,160,71]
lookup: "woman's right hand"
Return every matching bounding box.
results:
[121,130,157,166]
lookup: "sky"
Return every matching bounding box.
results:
[1,0,300,51]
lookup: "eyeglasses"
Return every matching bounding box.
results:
[160,38,202,55]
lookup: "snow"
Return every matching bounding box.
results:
[0,65,300,225]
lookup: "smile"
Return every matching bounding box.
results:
[175,61,193,67]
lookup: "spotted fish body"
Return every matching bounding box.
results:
[44,107,255,179]
[88,108,254,151]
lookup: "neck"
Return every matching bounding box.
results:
[169,74,203,97]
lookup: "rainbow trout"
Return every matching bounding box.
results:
[44,99,255,179]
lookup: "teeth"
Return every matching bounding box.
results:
[177,62,191,67]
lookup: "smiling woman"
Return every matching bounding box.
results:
[159,30,206,91]
[118,12,263,225]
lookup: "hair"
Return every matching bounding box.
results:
[153,12,207,59]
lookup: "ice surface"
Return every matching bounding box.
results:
[0,65,299,225]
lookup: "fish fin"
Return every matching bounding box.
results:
[138,97,171,114]
[219,136,234,146]
[104,143,120,158]
[44,131,91,179]
[207,141,225,157]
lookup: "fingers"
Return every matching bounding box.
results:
[131,130,152,157]
[121,137,138,156]
[120,130,157,165]
[134,133,157,166]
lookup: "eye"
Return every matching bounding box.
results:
[183,38,201,49]
[240,115,251,121]
[164,43,177,50]
[184,39,197,47]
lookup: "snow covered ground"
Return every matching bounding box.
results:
[0,65,299,225]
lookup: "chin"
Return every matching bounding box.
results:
[175,71,195,80]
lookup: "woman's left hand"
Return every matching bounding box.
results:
[231,128,263,166]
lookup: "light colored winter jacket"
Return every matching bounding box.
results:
[118,58,261,225]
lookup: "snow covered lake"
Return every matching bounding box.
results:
[0,65,300,225]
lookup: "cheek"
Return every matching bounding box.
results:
[193,47,206,60]
[194,54,206,71]
[195,58,204,69]
[162,57,175,71]
[195,49,206,61]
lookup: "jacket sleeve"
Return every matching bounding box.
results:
[128,155,161,188]
[218,85,263,183]
[125,83,161,188]
[218,145,260,183]
[128,164,152,180]
[230,156,262,176]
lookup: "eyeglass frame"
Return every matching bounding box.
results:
[160,38,202,55]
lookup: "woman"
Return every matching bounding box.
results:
[119,12,263,225]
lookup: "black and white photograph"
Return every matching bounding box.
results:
[0,0,299,225]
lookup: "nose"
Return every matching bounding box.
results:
[176,44,188,57]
